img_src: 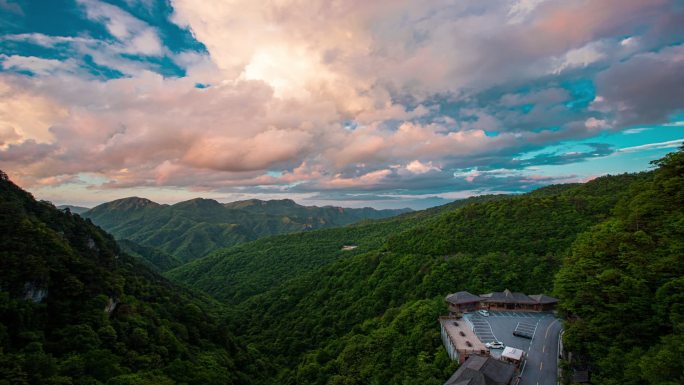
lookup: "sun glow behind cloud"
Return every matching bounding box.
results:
[242,46,322,98]
[0,0,683,209]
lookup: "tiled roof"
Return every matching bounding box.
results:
[529,294,559,304]
[446,291,482,304]
[446,289,558,306]
[444,355,516,385]
[480,289,536,304]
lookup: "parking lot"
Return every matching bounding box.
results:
[464,311,561,385]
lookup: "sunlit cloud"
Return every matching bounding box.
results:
[0,0,683,208]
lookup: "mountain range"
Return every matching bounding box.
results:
[169,150,683,384]
[56,205,90,215]
[1,148,682,385]
[80,197,410,266]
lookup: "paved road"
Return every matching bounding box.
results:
[465,312,561,385]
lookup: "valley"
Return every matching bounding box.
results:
[3,2,683,384]
[1,148,682,384]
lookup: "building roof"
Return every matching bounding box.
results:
[529,294,559,304]
[444,355,516,385]
[480,289,536,304]
[439,317,487,353]
[501,347,524,362]
[446,291,482,304]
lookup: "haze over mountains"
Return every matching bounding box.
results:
[80,197,410,266]
[56,205,90,215]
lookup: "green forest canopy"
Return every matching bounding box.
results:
[1,147,682,385]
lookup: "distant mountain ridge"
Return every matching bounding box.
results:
[168,167,667,384]
[82,197,410,263]
[57,204,90,214]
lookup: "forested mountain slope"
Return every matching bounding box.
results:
[4,149,679,385]
[0,171,265,385]
[82,197,409,263]
[171,166,651,384]
[166,194,506,305]
[116,239,183,273]
[555,149,684,384]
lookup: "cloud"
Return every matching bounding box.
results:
[592,44,684,126]
[0,77,67,146]
[618,139,684,153]
[183,128,314,172]
[552,41,607,74]
[1,0,683,208]
[3,33,97,48]
[0,0,22,15]
[77,0,163,56]
[325,169,393,189]
[406,160,440,174]
[507,0,548,24]
[622,127,651,135]
[1,55,78,75]
[0,140,57,163]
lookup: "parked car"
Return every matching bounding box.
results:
[513,330,533,339]
[486,341,505,349]
[478,309,490,317]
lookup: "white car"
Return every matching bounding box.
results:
[478,309,490,317]
[486,341,505,349]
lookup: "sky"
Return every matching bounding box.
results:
[0,0,683,210]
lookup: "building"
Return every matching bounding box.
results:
[445,289,558,314]
[446,291,483,314]
[528,294,559,311]
[480,289,538,311]
[443,355,517,385]
[439,316,488,363]
[500,347,525,366]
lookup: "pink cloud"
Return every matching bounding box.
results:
[2,0,680,203]
[325,169,393,189]
[183,129,313,172]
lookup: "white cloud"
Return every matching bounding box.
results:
[622,127,651,134]
[0,55,75,75]
[585,117,610,130]
[77,0,163,56]
[2,0,682,204]
[507,0,548,24]
[553,41,607,74]
[618,139,684,153]
[406,160,440,174]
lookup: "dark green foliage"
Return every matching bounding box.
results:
[167,170,647,384]
[167,194,509,305]
[117,239,182,272]
[83,197,410,262]
[3,148,681,385]
[0,173,264,384]
[387,173,642,258]
[554,148,684,385]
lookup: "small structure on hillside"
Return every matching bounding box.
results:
[439,317,488,363]
[500,347,525,366]
[528,294,559,311]
[341,245,358,251]
[480,289,537,311]
[443,355,516,385]
[445,289,558,314]
[446,291,482,314]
